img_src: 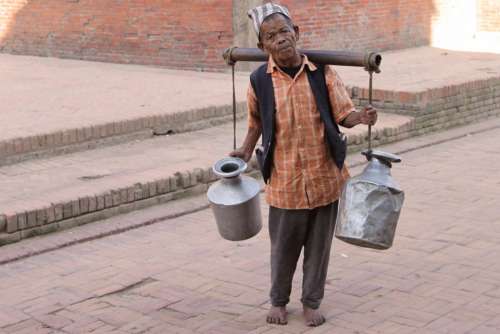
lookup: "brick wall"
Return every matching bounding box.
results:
[0,0,234,71]
[0,0,499,71]
[478,0,500,32]
[275,0,435,51]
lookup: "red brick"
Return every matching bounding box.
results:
[1,1,497,71]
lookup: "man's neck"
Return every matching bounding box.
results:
[275,53,302,68]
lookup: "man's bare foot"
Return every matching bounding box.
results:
[303,306,325,327]
[266,306,288,325]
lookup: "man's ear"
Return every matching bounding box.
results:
[294,25,300,41]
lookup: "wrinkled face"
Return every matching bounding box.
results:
[258,14,299,64]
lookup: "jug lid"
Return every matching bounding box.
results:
[362,149,401,168]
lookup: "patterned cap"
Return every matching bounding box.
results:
[247,3,291,38]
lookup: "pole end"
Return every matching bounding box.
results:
[223,47,237,66]
[365,52,382,73]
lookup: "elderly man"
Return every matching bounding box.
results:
[230,3,377,327]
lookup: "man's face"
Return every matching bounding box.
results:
[258,14,299,64]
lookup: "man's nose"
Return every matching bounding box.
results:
[277,35,287,44]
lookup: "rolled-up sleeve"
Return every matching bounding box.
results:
[325,66,355,124]
[247,84,261,130]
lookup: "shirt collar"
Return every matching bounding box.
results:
[266,54,317,74]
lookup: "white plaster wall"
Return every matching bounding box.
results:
[431,0,478,48]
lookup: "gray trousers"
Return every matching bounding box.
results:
[268,201,338,309]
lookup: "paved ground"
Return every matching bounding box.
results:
[0,122,499,334]
[1,47,500,141]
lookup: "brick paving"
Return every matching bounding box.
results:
[0,124,499,333]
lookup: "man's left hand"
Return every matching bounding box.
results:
[359,105,377,125]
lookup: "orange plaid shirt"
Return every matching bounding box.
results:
[248,55,355,209]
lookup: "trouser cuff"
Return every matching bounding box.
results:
[301,298,321,310]
[270,299,289,307]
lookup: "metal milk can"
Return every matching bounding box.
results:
[335,150,404,250]
[207,157,262,241]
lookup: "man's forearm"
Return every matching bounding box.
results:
[340,111,363,128]
[341,106,377,128]
[229,126,261,162]
[241,126,262,154]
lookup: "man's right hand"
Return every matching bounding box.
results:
[229,147,252,162]
[229,126,261,163]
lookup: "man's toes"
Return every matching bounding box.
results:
[305,316,325,327]
[313,316,325,327]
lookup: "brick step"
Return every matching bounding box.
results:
[0,112,415,246]
[0,53,251,167]
[0,102,247,167]
[3,49,500,166]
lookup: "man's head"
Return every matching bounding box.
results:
[248,3,300,66]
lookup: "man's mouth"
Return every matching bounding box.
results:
[278,45,293,52]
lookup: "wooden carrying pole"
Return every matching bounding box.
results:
[223,47,382,73]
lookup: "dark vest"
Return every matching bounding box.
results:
[250,63,347,183]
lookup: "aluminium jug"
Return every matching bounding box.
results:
[335,150,404,250]
[207,157,262,241]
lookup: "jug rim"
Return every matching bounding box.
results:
[213,157,247,178]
